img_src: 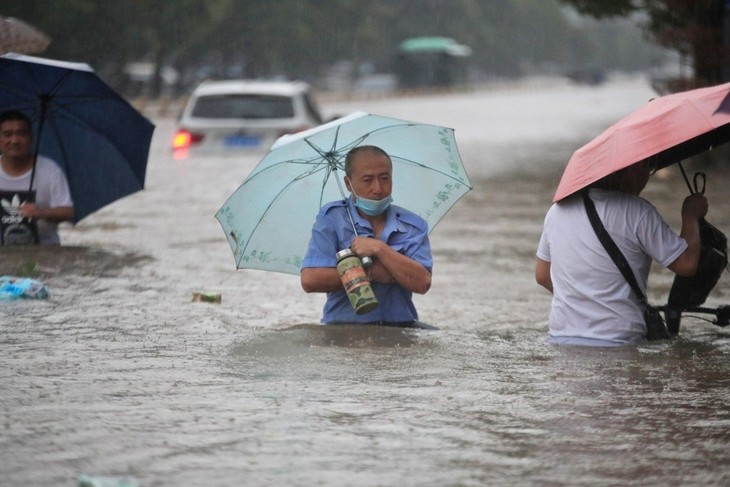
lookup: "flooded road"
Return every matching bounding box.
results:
[2,76,730,486]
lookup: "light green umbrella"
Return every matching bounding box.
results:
[216,111,472,275]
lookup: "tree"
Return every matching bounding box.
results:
[560,0,728,88]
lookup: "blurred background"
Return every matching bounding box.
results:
[2,0,728,107]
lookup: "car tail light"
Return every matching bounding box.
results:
[172,129,204,149]
[278,126,311,138]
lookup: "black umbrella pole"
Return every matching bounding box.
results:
[28,95,49,192]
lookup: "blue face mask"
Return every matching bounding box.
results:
[352,192,393,216]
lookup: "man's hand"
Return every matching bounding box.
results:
[19,202,74,223]
[350,236,431,294]
[18,202,39,218]
[681,193,708,220]
[350,236,386,259]
[670,193,709,277]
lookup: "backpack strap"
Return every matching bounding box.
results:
[582,191,649,308]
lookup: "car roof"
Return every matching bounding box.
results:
[191,79,311,97]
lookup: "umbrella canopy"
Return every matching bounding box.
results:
[0,53,155,222]
[216,111,472,275]
[554,82,730,202]
[0,17,50,55]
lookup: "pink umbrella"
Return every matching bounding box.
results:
[0,17,50,55]
[553,82,730,202]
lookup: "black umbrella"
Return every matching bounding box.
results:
[0,53,154,222]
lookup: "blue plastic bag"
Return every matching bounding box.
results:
[0,275,50,300]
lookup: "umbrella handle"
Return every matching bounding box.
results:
[692,172,706,195]
[677,162,705,195]
[678,161,693,193]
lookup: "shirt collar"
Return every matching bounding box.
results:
[346,195,402,238]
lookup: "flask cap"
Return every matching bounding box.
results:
[336,248,354,260]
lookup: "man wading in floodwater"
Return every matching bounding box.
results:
[0,110,74,245]
[300,145,432,326]
[536,160,708,346]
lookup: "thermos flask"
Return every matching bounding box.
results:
[336,248,379,314]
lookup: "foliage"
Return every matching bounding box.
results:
[560,0,728,87]
[15,261,40,278]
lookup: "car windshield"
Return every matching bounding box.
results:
[191,94,296,119]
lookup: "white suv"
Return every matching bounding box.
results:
[172,79,323,153]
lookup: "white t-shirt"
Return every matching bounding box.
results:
[0,155,73,244]
[536,188,687,345]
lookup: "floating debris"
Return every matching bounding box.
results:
[192,291,221,303]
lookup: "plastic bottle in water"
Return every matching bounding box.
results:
[77,475,139,487]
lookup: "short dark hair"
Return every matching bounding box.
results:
[0,110,32,131]
[344,145,391,177]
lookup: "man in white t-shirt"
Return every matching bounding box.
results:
[0,110,74,245]
[535,160,708,346]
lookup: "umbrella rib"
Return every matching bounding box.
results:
[391,155,472,187]
[235,164,329,261]
[233,133,351,264]
[242,156,327,184]
[43,110,74,187]
[0,82,40,107]
[301,133,361,207]
[303,126,369,167]
[33,101,149,189]
[345,121,472,187]
[0,61,49,111]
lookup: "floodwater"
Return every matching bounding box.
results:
[2,76,730,486]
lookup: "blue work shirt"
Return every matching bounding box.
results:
[301,196,432,324]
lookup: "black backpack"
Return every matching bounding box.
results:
[667,172,728,310]
[667,217,728,309]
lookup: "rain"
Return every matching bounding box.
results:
[2,2,730,486]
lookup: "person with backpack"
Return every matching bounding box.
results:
[535,160,708,346]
